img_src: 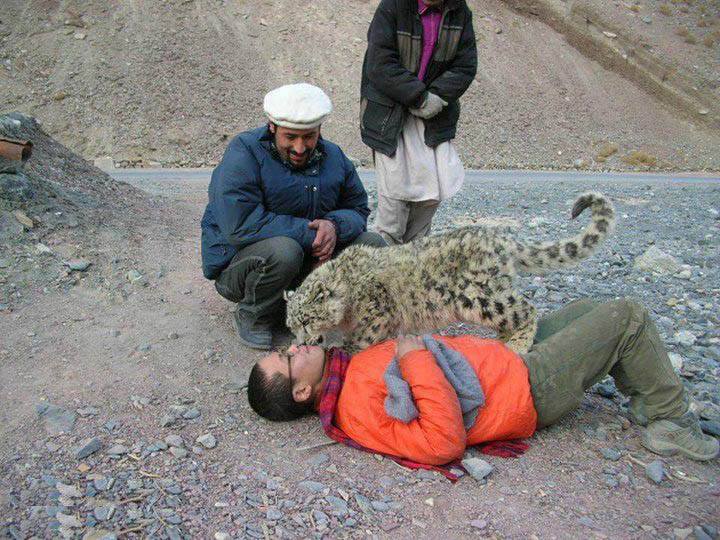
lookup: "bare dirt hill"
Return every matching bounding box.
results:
[1,0,719,171]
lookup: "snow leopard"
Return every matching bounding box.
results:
[285,192,615,354]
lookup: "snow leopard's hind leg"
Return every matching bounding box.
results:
[497,295,538,354]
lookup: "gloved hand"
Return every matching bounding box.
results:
[409,92,448,119]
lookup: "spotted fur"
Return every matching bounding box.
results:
[286,192,615,354]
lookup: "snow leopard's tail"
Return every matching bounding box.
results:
[515,192,615,274]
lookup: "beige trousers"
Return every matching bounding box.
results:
[374,195,440,245]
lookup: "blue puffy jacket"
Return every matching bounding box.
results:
[201,126,371,279]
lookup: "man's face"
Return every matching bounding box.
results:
[269,124,321,168]
[257,344,326,402]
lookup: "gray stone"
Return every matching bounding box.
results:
[645,460,665,484]
[94,156,114,170]
[642,16,652,24]
[355,494,373,513]
[66,259,91,272]
[634,246,682,274]
[126,480,143,491]
[595,383,616,398]
[298,480,326,493]
[102,419,119,432]
[160,414,177,427]
[674,528,694,540]
[470,519,488,530]
[196,433,217,448]
[76,406,98,417]
[668,352,684,371]
[56,513,82,528]
[223,382,246,394]
[130,395,150,408]
[36,403,76,435]
[75,437,102,459]
[462,457,494,481]
[56,482,82,498]
[42,474,58,487]
[182,407,201,420]
[160,483,181,496]
[93,505,115,521]
[169,447,188,459]
[137,343,152,353]
[165,435,184,448]
[146,441,168,452]
[126,269,143,282]
[308,452,329,467]
[604,475,619,488]
[93,477,113,491]
[693,526,713,540]
[600,448,622,461]
[700,420,720,437]
[266,507,283,521]
[312,510,329,523]
[371,500,389,512]
[579,517,599,529]
[107,444,128,456]
[675,331,697,347]
[325,495,348,516]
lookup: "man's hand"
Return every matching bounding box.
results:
[309,219,337,263]
[409,92,447,119]
[396,334,426,358]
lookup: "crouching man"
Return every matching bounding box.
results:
[247,298,718,465]
[201,83,385,350]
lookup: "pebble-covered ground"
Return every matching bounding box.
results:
[1,172,718,539]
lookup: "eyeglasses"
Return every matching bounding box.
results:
[279,347,295,393]
[286,350,293,388]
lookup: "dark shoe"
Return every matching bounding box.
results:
[642,411,719,461]
[233,309,273,350]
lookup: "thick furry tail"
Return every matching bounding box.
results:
[515,192,615,274]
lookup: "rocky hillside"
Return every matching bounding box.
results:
[0,112,171,309]
[1,0,719,171]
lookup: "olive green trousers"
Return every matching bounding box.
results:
[522,298,687,428]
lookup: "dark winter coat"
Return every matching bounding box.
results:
[360,0,477,156]
[201,126,370,279]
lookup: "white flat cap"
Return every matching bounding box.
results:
[263,83,332,129]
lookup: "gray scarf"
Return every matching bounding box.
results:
[383,335,485,429]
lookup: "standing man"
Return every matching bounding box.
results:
[361,0,477,245]
[201,83,385,350]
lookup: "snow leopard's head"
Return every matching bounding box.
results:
[285,277,346,346]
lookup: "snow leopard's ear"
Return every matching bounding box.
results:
[283,290,295,302]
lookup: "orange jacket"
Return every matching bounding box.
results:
[335,336,537,465]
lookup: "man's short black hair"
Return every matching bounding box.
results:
[247,363,314,421]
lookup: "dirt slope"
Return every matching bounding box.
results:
[1,0,719,171]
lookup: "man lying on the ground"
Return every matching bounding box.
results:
[247,298,719,466]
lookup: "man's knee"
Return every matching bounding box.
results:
[264,237,304,276]
[608,298,647,324]
[352,231,388,249]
